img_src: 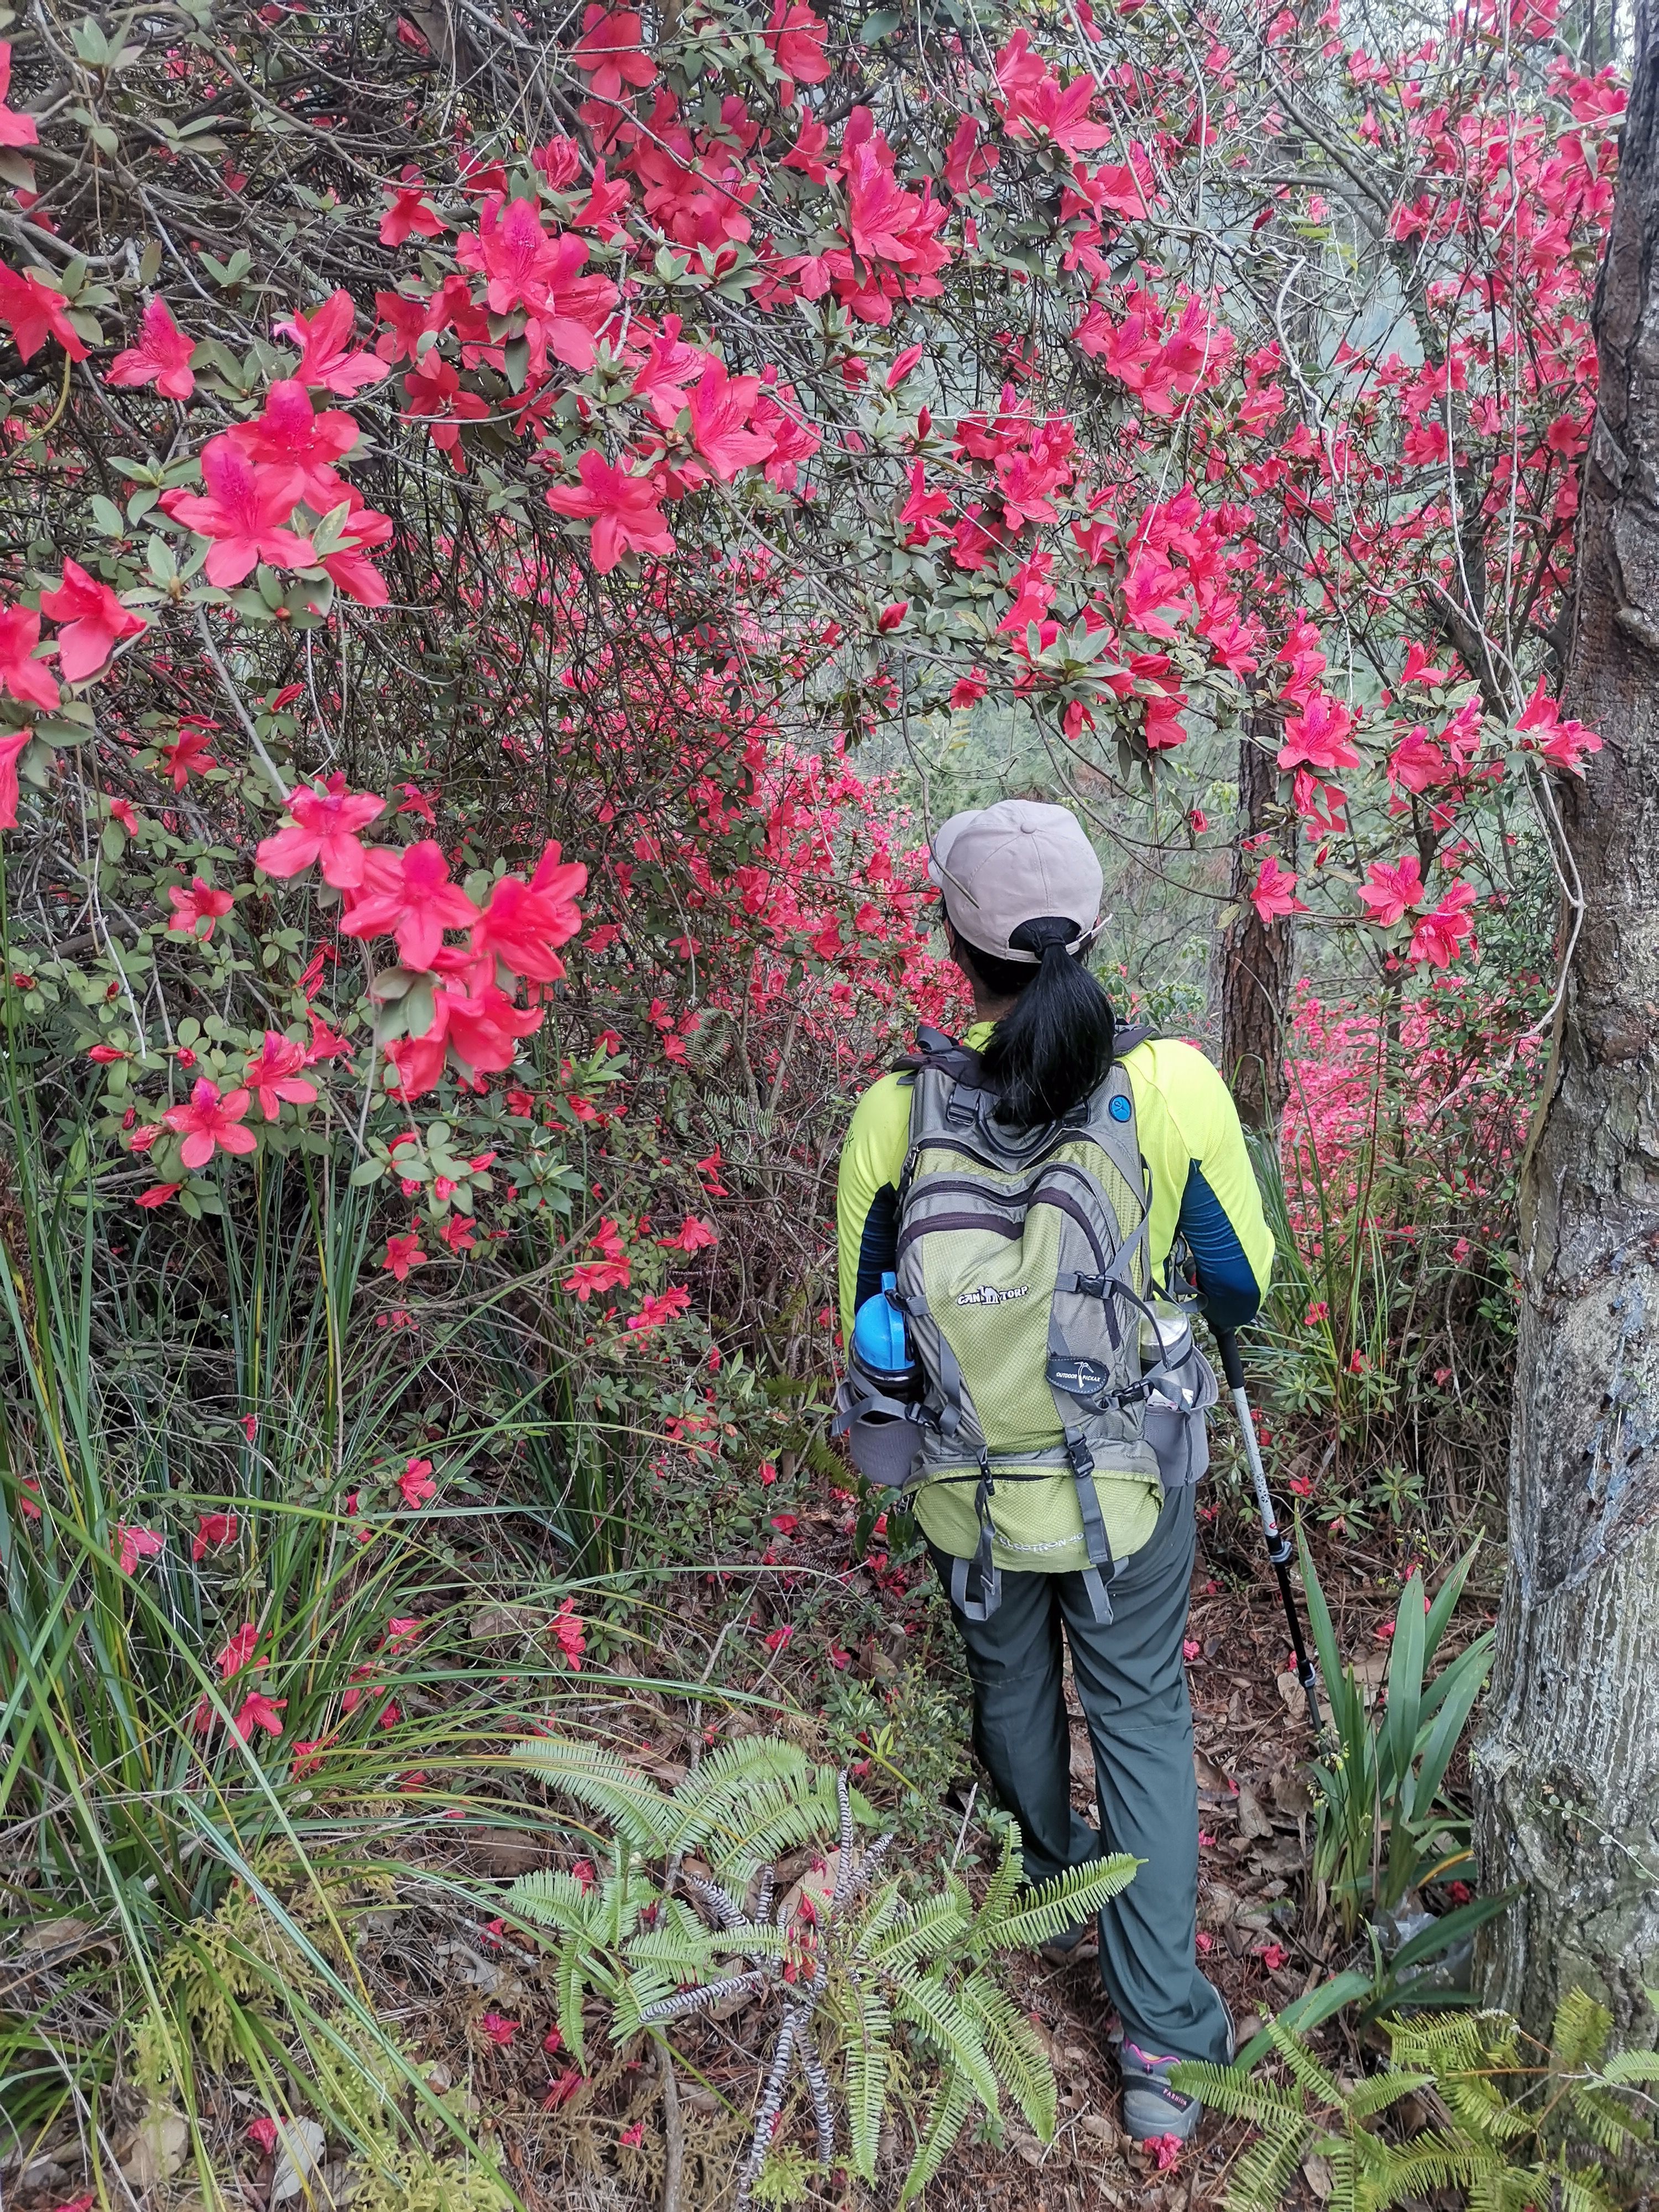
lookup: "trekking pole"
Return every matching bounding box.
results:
[1213,1328,1322,1733]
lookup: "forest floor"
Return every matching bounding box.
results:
[7,1477,1484,2212]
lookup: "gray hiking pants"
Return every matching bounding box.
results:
[929,1484,1231,2065]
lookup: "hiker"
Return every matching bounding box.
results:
[834,799,1274,2144]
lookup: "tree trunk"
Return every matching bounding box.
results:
[1219,713,1294,1134]
[1472,9,1659,2040]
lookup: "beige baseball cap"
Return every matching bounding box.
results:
[927,800,1104,963]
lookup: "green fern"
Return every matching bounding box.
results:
[898,2062,977,2206]
[504,1727,1142,2208]
[842,1979,892,2182]
[989,1853,1137,1950]
[1174,1996,1659,2212]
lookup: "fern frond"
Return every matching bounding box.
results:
[1597,2049,1659,2087]
[1343,2067,1433,2120]
[1381,2126,1489,2197]
[986,1854,1137,1952]
[843,1979,891,2183]
[556,1940,590,2064]
[1171,2060,1302,2126]
[961,1968,1056,2139]
[969,1830,1025,1933]
[852,1879,904,1957]
[1224,2111,1310,2211]
[1438,2068,1532,2145]
[1568,2081,1654,2154]
[896,2064,975,2208]
[1552,1988,1614,2072]
[1554,2161,1616,2212]
[510,1738,677,1853]
[864,1888,973,1971]
[705,1923,790,1961]
[887,1963,999,2111]
[505,1866,605,1937]
[1265,2015,1343,2109]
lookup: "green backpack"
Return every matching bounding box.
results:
[835,1025,1216,1623]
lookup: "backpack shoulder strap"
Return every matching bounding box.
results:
[1112,1022,1157,1060]
[893,1024,983,1085]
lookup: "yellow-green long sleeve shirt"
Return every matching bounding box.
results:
[835,1025,1275,1565]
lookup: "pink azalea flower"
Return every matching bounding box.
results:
[551,1595,586,1670]
[1356,854,1425,928]
[115,1522,164,1574]
[1248,854,1305,924]
[399,1455,437,1508]
[107,296,196,399]
[167,875,236,942]
[340,839,478,969]
[163,1079,257,1168]
[233,1690,288,1741]
[158,436,315,588]
[256,774,385,889]
[478,2011,518,2046]
[627,1285,691,1334]
[383,1233,428,1281]
[243,1031,318,1118]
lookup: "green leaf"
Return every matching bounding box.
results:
[1423,1539,1479,1665]
[859,8,901,36]
[1384,1571,1426,1813]
[1411,1634,1494,1812]
[89,494,126,538]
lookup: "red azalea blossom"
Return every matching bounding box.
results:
[39,559,147,682]
[628,1285,691,1332]
[383,1232,428,1280]
[340,839,478,969]
[0,605,60,713]
[233,1690,288,1741]
[478,2011,518,2044]
[0,41,40,147]
[0,258,89,362]
[243,1031,318,1118]
[192,1510,238,1559]
[0,727,34,828]
[546,451,676,571]
[552,1595,587,1670]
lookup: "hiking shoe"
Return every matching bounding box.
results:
[1119,2040,1202,2143]
[1036,1918,1099,1969]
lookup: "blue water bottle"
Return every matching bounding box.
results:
[852,1272,919,1399]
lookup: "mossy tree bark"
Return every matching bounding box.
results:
[1473,7,1659,2037]
[1218,712,1295,1137]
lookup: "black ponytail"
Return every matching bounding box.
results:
[959,915,1117,1128]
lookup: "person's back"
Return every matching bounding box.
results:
[834,799,1273,2145]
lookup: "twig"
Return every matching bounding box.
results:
[657,2036,685,2212]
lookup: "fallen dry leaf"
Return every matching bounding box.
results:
[1236,1785,1274,1841]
